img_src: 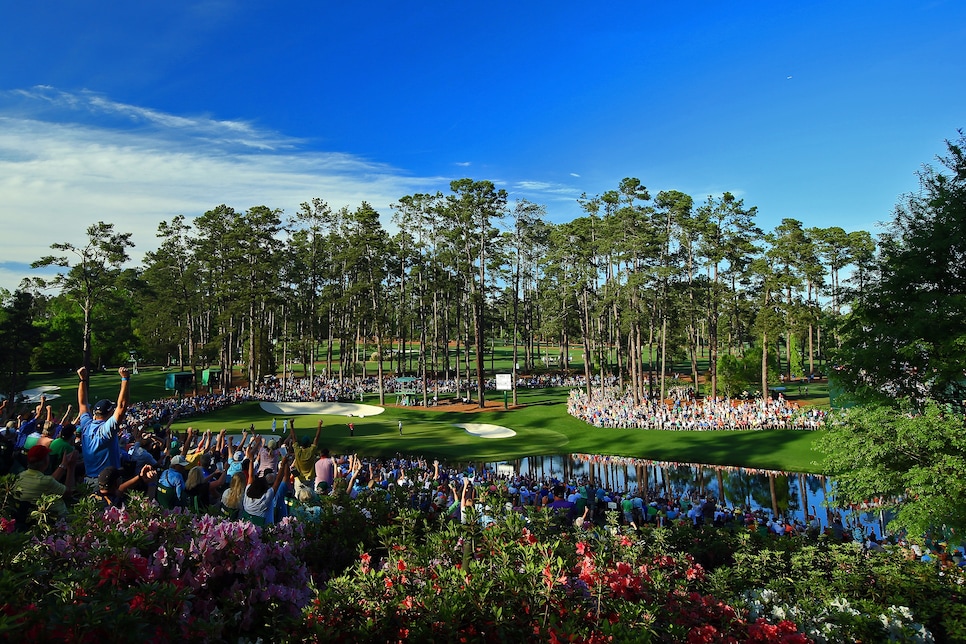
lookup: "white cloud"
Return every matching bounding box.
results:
[0,88,444,292]
[512,180,583,199]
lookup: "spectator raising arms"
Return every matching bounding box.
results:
[77,365,131,483]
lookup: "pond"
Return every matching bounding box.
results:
[485,453,889,538]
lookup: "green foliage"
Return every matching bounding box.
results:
[836,133,966,406]
[716,344,779,397]
[31,221,135,370]
[4,469,963,642]
[0,491,312,642]
[0,290,39,400]
[815,399,966,539]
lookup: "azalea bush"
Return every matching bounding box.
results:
[295,483,401,585]
[304,505,811,643]
[0,488,311,642]
[711,539,965,643]
[2,472,964,643]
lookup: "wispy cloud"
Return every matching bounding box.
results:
[8,86,302,151]
[454,161,472,167]
[0,87,444,291]
[512,180,583,200]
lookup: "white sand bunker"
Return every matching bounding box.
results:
[259,402,385,417]
[16,386,62,403]
[454,423,517,439]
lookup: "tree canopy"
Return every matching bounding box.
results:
[834,132,966,407]
[816,399,966,539]
[818,132,966,539]
[9,168,882,404]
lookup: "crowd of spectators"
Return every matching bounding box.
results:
[567,389,828,430]
[5,366,957,571]
[247,372,622,403]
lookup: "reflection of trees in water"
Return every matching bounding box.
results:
[651,467,794,519]
[723,470,755,509]
[749,473,789,516]
[663,465,697,498]
[504,456,824,522]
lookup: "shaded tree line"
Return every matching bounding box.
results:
[5,179,875,405]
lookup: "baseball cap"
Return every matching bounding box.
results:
[92,399,116,416]
[98,466,122,490]
[233,451,244,462]
[170,455,189,467]
[267,439,278,450]
[27,444,50,463]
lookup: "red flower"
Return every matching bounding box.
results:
[397,558,407,572]
[687,624,718,644]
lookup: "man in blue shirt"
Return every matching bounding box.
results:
[158,455,189,503]
[77,365,131,483]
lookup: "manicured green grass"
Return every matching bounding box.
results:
[26,369,827,473]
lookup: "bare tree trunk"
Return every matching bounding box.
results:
[660,315,668,401]
[761,330,769,400]
[580,289,593,400]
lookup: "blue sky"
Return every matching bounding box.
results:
[1,1,963,291]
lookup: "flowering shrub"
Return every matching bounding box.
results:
[2,473,964,642]
[742,590,936,643]
[0,491,311,642]
[294,483,400,584]
[303,506,812,643]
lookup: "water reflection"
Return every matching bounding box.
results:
[486,453,888,537]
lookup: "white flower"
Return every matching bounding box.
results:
[829,597,850,611]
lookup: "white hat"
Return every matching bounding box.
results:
[233,451,244,462]
[170,455,188,467]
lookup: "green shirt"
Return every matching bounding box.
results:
[15,469,68,517]
[46,438,75,475]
